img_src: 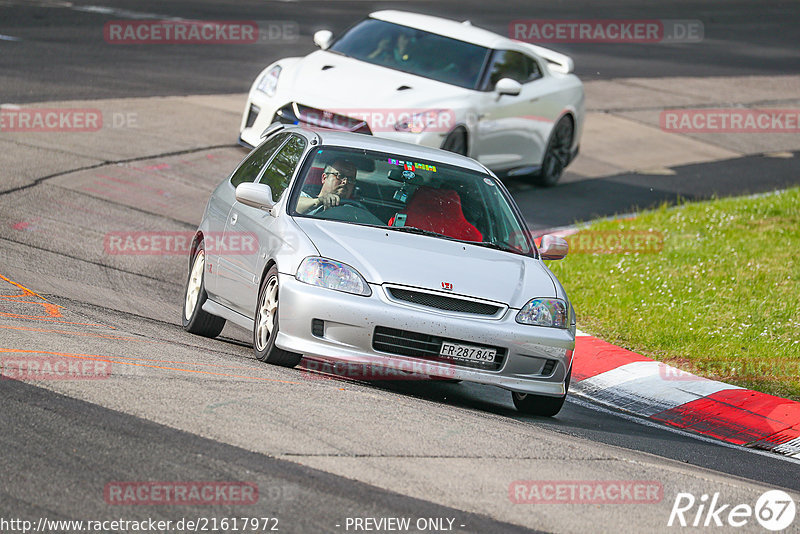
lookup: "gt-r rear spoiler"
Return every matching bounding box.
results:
[520,43,574,74]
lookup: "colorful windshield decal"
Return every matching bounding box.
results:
[387,157,437,173]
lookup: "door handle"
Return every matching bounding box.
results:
[230,213,238,225]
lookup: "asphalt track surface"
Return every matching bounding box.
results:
[2,0,800,102]
[1,1,800,533]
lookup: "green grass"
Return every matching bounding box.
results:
[549,188,800,400]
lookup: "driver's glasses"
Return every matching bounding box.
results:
[325,171,355,184]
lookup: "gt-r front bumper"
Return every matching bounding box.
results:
[275,273,575,396]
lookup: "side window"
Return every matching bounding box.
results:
[485,50,542,88]
[258,135,307,201]
[229,133,289,187]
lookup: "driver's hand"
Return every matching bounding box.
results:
[319,193,341,210]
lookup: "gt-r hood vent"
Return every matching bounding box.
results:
[284,50,467,110]
[294,218,557,308]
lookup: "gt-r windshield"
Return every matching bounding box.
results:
[329,19,489,90]
[290,146,534,256]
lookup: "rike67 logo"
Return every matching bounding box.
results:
[668,490,796,531]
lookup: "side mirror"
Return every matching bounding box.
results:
[539,234,568,260]
[495,78,522,97]
[236,183,276,211]
[313,30,333,50]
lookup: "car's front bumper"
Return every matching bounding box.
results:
[240,93,449,152]
[275,273,575,396]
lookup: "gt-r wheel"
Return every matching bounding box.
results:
[182,244,226,337]
[511,367,571,417]
[441,127,468,156]
[254,265,302,367]
[534,116,574,187]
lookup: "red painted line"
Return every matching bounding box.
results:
[572,336,651,381]
[651,389,800,446]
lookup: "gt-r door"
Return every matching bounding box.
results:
[219,134,307,317]
[473,50,558,171]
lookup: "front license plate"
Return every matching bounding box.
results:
[439,341,496,363]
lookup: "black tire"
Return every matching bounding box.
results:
[534,116,574,187]
[253,265,302,367]
[182,244,226,338]
[511,366,571,417]
[441,127,468,156]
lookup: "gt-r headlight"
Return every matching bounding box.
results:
[394,109,449,134]
[516,298,568,328]
[256,65,281,97]
[296,257,371,296]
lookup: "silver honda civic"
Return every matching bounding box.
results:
[183,124,575,416]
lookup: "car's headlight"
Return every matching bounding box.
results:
[256,65,281,97]
[515,298,568,328]
[394,109,448,134]
[296,257,371,296]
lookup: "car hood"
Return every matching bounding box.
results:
[294,218,557,308]
[282,50,469,111]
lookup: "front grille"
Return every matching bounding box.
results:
[274,103,372,135]
[245,104,260,128]
[387,287,502,316]
[311,319,324,338]
[372,326,505,371]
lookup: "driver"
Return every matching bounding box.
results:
[296,159,358,214]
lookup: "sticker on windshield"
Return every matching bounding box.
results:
[483,178,495,186]
[402,170,416,180]
[387,157,437,173]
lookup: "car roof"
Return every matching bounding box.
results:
[281,125,489,173]
[369,10,511,50]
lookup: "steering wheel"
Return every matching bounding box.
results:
[307,198,367,216]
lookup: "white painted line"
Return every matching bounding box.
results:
[575,360,740,417]
[566,394,800,465]
[774,437,800,456]
[575,328,590,337]
[0,34,21,41]
[72,5,185,21]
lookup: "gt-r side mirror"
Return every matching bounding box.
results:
[495,78,522,97]
[539,234,568,260]
[236,183,276,212]
[313,30,333,50]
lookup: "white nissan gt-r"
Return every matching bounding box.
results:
[239,10,584,186]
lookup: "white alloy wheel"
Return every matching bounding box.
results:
[184,250,205,321]
[256,275,279,351]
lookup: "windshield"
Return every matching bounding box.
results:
[289,146,534,256]
[329,19,489,90]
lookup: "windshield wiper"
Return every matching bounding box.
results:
[471,241,526,255]
[387,226,460,241]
